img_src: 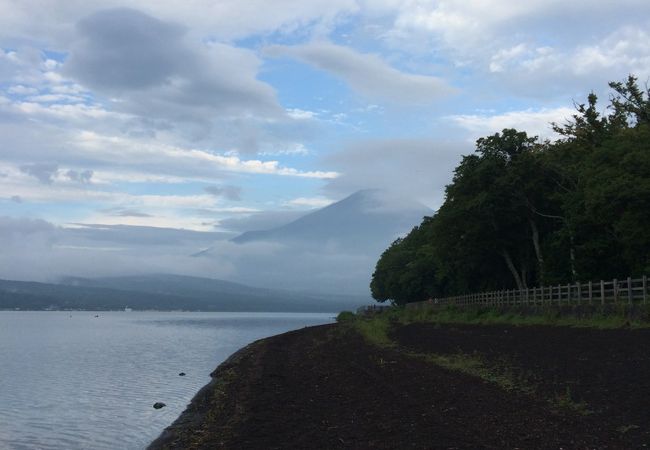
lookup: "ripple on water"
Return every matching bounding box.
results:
[0,311,334,450]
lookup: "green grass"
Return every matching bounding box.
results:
[352,314,394,347]
[414,352,526,392]
[382,303,650,329]
[336,310,356,323]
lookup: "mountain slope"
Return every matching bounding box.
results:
[232,189,431,252]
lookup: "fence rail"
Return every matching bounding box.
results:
[406,276,649,310]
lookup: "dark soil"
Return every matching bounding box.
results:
[393,323,650,448]
[148,323,640,449]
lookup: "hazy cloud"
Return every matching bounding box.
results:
[66,8,186,90]
[285,196,333,208]
[103,208,153,218]
[218,210,307,233]
[65,8,283,128]
[323,138,468,209]
[204,185,242,201]
[19,163,58,184]
[265,42,454,105]
[66,169,93,183]
[0,215,378,294]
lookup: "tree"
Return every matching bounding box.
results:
[370,75,650,305]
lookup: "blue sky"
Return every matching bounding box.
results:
[0,1,649,284]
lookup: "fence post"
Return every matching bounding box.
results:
[565,284,569,305]
[613,278,619,303]
[627,277,632,305]
[600,280,605,306]
[644,275,648,305]
[588,281,593,305]
[577,282,581,305]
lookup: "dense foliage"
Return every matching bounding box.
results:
[371,76,650,305]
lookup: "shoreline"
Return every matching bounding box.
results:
[147,339,265,449]
[147,321,650,449]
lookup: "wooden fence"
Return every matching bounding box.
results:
[406,276,649,309]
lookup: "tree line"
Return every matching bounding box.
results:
[371,76,650,305]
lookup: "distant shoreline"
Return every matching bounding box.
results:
[0,309,341,313]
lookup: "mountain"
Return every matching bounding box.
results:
[232,189,431,252]
[0,275,368,312]
[187,189,433,295]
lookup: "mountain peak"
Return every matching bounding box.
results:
[231,189,430,247]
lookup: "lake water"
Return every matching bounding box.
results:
[0,311,335,450]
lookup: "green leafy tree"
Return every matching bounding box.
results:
[371,76,650,305]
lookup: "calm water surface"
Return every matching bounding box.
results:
[0,311,335,450]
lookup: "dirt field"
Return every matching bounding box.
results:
[393,323,650,448]
[148,321,650,449]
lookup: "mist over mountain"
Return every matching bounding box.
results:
[232,189,431,252]
[193,189,431,295]
[0,189,430,305]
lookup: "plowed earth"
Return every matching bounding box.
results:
[149,323,649,449]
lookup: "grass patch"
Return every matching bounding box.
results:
[382,304,650,329]
[353,315,394,347]
[336,310,356,323]
[414,352,526,393]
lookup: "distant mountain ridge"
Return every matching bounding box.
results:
[0,275,368,312]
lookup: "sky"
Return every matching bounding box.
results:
[1,1,649,286]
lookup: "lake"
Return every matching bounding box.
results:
[0,311,335,449]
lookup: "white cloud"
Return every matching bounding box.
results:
[0,0,360,43]
[73,131,338,179]
[386,0,650,50]
[265,41,454,104]
[259,143,310,156]
[489,44,527,73]
[76,210,217,231]
[449,107,575,140]
[286,108,318,120]
[285,196,334,208]
[572,26,650,76]
[14,101,121,120]
[7,84,38,95]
